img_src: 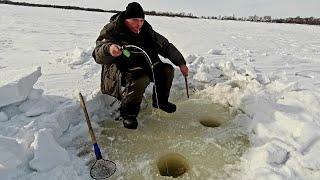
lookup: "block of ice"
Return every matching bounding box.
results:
[29,128,70,172]
[0,67,41,108]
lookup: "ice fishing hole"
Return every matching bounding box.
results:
[157,153,189,178]
[199,116,221,128]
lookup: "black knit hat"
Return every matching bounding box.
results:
[124,2,145,19]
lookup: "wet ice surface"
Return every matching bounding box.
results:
[98,95,250,179]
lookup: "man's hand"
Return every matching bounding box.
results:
[180,64,189,77]
[109,44,122,57]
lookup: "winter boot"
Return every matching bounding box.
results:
[122,116,138,129]
[119,103,140,129]
[152,102,176,113]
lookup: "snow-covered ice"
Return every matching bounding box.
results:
[1,2,320,180]
[0,135,27,170]
[0,112,9,122]
[208,49,224,55]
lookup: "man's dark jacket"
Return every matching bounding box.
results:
[92,12,186,99]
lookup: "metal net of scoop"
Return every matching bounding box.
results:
[90,159,116,179]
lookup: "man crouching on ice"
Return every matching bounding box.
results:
[92,2,189,129]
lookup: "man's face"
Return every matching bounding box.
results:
[125,18,145,34]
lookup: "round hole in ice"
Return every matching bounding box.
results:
[157,153,189,178]
[199,116,221,128]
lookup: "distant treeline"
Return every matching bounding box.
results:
[272,17,320,25]
[0,0,198,18]
[0,0,318,25]
[201,15,320,26]
[0,0,119,13]
[147,11,197,18]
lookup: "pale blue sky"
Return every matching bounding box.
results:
[104,0,320,18]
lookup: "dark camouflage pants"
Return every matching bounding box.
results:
[119,62,174,118]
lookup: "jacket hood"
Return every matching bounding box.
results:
[110,12,122,23]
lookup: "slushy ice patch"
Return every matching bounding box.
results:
[94,98,249,179]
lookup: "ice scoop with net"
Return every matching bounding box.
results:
[79,93,116,179]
